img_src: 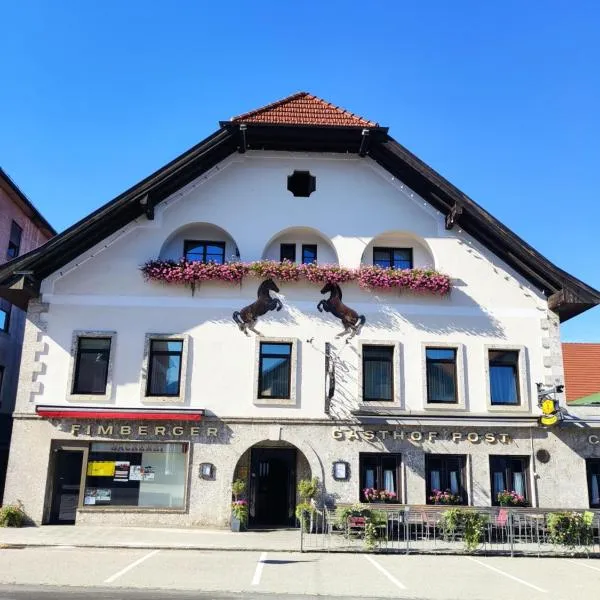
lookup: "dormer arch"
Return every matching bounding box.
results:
[159,222,240,263]
[360,230,436,270]
[262,226,339,265]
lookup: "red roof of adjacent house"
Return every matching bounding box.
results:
[562,343,600,402]
[230,92,378,127]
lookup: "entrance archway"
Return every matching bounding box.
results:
[232,441,311,528]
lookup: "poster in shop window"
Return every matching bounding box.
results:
[86,461,115,477]
[95,489,111,503]
[129,465,155,481]
[114,461,130,481]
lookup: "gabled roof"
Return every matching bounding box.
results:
[0,168,56,239]
[563,343,600,403]
[0,92,598,320]
[229,92,378,127]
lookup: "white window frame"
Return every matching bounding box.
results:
[141,333,190,404]
[253,337,298,406]
[484,345,530,413]
[67,331,117,403]
[421,342,467,411]
[357,340,403,409]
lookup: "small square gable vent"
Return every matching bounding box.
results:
[287,170,316,197]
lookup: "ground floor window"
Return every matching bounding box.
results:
[425,454,467,504]
[84,442,187,509]
[489,455,530,506]
[359,453,401,502]
[587,459,600,508]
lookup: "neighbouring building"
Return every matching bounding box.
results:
[0,168,55,502]
[0,92,599,527]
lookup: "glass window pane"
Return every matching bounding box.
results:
[261,343,291,356]
[302,245,317,264]
[280,244,296,262]
[426,348,455,360]
[392,249,412,269]
[74,338,111,394]
[490,365,519,404]
[79,338,111,351]
[149,353,182,395]
[427,362,456,402]
[0,309,7,331]
[259,357,290,397]
[151,340,183,353]
[490,350,519,365]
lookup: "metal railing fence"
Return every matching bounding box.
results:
[299,505,600,557]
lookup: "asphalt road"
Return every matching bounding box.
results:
[0,547,599,599]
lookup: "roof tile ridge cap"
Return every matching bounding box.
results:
[305,93,377,126]
[231,91,309,121]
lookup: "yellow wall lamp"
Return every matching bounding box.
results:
[536,383,564,426]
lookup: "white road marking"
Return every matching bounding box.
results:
[363,555,407,590]
[104,549,160,583]
[251,552,268,586]
[568,559,600,573]
[465,556,547,593]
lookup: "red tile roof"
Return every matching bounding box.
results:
[231,92,378,127]
[562,343,600,402]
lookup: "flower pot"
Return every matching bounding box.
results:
[230,514,246,532]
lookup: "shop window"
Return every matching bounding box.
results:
[373,247,413,269]
[146,339,184,397]
[183,240,225,264]
[587,459,600,508]
[302,244,317,264]
[258,342,292,399]
[425,455,467,504]
[426,348,457,403]
[362,345,394,401]
[359,453,401,502]
[6,220,22,259]
[73,337,112,395]
[280,243,296,263]
[489,456,530,506]
[489,350,520,405]
[84,442,187,509]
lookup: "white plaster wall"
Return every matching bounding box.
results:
[29,151,552,419]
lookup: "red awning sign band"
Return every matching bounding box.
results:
[35,406,204,422]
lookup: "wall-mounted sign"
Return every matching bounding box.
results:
[332,461,350,481]
[71,424,220,439]
[332,428,512,444]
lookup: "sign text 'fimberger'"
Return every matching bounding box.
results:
[70,424,219,437]
[332,428,512,444]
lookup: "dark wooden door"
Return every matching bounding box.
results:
[49,450,83,524]
[249,448,296,527]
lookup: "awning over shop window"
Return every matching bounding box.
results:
[35,405,205,421]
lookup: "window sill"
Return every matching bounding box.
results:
[67,394,112,403]
[78,507,186,514]
[254,397,297,407]
[487,403,531,414]
[142,395,185,404]
[423,403,467,412]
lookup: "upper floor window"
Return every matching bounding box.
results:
[302,244,317,264]
[489,350,520,405]
[280,243,296,263]
[587,459,600,508]
[0,302,10,333]
[7,221,22,259]
[146,339,184,397]
[490,456,530,506]
[258,342,292,399]
[359,453,401,502]
[426,454,467,504]
[184,240,225,264]
[426,348,457,403]
[362,345,394,401]
[373,247,413,269]
[73,337,112,395]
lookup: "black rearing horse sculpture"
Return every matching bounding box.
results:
[317,282,365,340]
[232,278,282,336]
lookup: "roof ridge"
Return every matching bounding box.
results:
[230,92,309,122]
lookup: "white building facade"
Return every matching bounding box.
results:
[1,93,599,527]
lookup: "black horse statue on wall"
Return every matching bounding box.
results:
[317,282,365,340]
[233,278,282,336]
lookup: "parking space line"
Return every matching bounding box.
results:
[104,549,160,584]
[251,552,268,586]
[465,557,547,593]
[363,555,407,590]
[567,559,600,573]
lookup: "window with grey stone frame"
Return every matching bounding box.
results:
[421,343,467,411]
[140,333,190,404]
[484,344,530,412]
[357,340,403,408]
[253,337,298,406]
[67,331,117,403]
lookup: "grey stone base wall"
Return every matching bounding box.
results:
[4,416,600,527]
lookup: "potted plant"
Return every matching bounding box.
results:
[363,488,397,503]
[230,478,248,532]
[497,490,528,507]
[296,477,319,532]
[429,489,463,505]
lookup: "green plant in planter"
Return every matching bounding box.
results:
[297,477,318,502]
[547,511,594,550]
[441,508,488,552]
[231,478,246,502]
[231,500,248,526]
[334,504,373,529]
[364,510,387,551]
[295,501,316,533]
[0,502,27,528]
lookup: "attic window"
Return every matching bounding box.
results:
[287,171,316,197]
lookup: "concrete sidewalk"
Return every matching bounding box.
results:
[0,525,301,552]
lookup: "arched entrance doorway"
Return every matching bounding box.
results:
[233,441,311,528]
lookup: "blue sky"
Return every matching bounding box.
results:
[1,1,598,340]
